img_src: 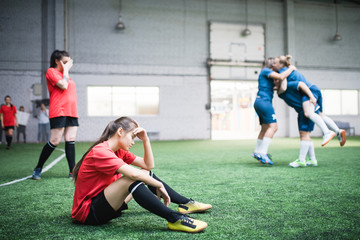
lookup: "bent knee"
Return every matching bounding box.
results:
[303,111,312,119]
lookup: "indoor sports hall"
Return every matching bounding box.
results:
[0,0,359,239]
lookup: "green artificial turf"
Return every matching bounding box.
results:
[0,137,359,239]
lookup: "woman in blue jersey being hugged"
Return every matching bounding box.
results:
[252,58,296,165]
[275,55,346,147]
[274,76,320,167]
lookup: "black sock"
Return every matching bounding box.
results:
[129,181,182,223]
[65,141,75,173]
[147,172,190,204]
[6,135,12,146]
[35,141,56,169]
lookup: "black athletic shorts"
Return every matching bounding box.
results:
[84,190,128,225]
[3,126,14,131]
[49,116,79,129]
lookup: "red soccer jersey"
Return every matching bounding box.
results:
[72,141,136,223]
[0,105,17,127]
[46,68,78,119]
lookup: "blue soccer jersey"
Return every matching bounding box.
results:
[257,68,274,101]
[279,67,313,88]
[279,81,320,131]
[278,81,304,113]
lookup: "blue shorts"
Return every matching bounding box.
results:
[302,85,323,113]
[254,97,277,125]
[297,108,320,132]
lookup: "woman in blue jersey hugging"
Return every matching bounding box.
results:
[274,55,346,147]
[272,55,346,167]
[252,58,296,165]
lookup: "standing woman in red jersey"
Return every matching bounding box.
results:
[32,50,78,180]
[0,96,18,149]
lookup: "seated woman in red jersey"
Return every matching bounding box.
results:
[72,117,212,233]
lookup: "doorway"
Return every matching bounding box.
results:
[211,81,259,140]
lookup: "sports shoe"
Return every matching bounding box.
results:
[289,159,306,168]
[259,153,273,165]
[32,168,42,180]
[337,129,346,147]
[306,159,318,167]
[252,152,261,161]
[68,173,73,179]
[168,215,208,233]
[321,131,336,146]
[178,199,212,214]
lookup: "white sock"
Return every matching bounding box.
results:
[322,115,340,135]
[309,113,330,135]
[307,141,316,161]
[299,141,311,162]
[255,139,263,152]
[259,137,272,154]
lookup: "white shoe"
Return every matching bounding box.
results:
[289,159,306,168]
[322,131,336,146]
[337,129,346,147]
[306,159,318,167]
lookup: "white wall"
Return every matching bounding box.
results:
[0,0,359,142]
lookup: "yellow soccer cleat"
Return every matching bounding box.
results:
[178,199,212,214]
[168,215,208,233]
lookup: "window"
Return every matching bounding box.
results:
[87,86,159,116]
[322,89,359,115]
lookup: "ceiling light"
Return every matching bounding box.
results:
[333,1,341,41]
[242,0,251,37]
[115,16,125,30]
[115,0,125,30]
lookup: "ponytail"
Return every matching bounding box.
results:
[72,117,138,183]
[278,54,292,67]
[50,50,70,68]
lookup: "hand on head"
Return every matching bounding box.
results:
[133,127,148,141]
[60,58,73,72]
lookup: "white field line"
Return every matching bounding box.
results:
[0,148,66,187]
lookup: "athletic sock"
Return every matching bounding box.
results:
[259,137,272,154]
[129,181,182,223]
[299,141,311,162]
[254,139,263,152]
[6,135,12,146]
[307,141,316,160]
[35,141,56,169]
[147,172,190,204]
[322,116,340,135]
[309,113,330,135]
[65,141,76,173]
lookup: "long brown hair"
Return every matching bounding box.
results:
[72,116,138,183]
